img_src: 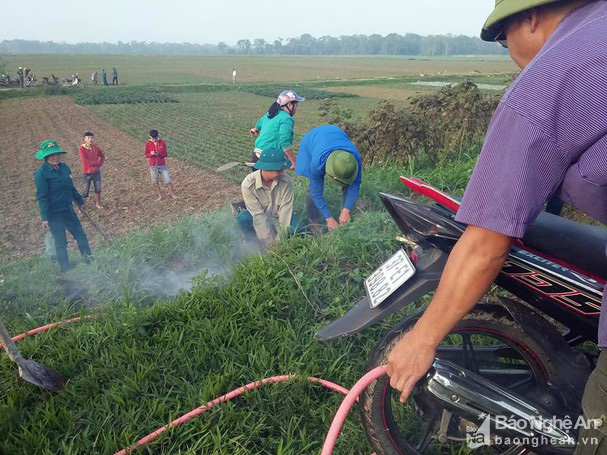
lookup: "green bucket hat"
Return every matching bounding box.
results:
[254,148,291,171]
[35,140,66,160]
[481,0,561,41]
[326,150,358,186]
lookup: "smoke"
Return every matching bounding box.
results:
[64,210,262,303]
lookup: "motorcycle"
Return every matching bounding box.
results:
[42,74,60,86]
[317,177,606,454]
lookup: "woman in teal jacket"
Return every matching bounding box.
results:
[249,90,304,170]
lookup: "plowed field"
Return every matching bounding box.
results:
[0,96,240,264]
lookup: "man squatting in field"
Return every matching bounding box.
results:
[249,90,304,170]
[239,148,299,246]
[295,125,362,233]
[34,140,92,273]
[145,130,178,200]
[78,132,105,209]
[386,1,607,452]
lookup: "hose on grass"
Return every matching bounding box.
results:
[0,316,88,349]
[6,317,388,455]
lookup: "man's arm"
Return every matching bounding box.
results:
[34,171,50,222]
[309,175,333,221]
[158,142,168,159]
[387,225,512,402]
[97,148,105,166]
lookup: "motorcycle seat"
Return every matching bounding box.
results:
[522,212,607,280]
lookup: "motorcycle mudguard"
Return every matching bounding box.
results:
[315,248,448,341]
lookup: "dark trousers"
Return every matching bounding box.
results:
[81,172,101,198]
[49,210,91,272]
[112,76,118,85]
[575,350,607,454]
[546,195,564,216]
[306,186,348,224]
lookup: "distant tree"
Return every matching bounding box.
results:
[253,38,268,54]
[217,42,228,54]
[236,39,251,54]
[366,34,383,55]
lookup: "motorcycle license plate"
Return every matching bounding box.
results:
[365,249,416,309]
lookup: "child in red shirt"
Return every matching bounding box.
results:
[78,132,105,209]
[144,129,177,200]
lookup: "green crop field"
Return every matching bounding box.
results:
[1,53,517,85]
[0,53,515,454]
[88,91,380,181]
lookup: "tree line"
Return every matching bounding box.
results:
[0,33,506,56]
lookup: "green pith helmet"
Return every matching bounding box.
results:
[254,148,291,171]
[35,140,66,160]
[481,0,561,41]
[326,150,358,186]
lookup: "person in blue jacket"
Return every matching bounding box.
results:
[295,125,362,233]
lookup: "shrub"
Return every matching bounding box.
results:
[341,80,500,166]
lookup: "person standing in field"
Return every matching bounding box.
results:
[232,68,237,84]
[91,71,98,85]
[249,90,304,170]
[17,67,24,88]
[112,67,118,85]
[102,68,109,86]
[34,140,92,273]
[295,125,362,233]
[145,129,177,201]
[78,132,105,209]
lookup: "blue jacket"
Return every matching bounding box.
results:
[295,125,362,219]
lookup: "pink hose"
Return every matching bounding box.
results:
[321,365,388,455]
[114,374,359,455]
[5,317,387,455]
[0,316,87,349]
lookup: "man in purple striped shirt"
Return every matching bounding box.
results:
[387,0,607,451]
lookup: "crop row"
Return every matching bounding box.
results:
[73,88,178,105]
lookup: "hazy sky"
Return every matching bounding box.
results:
[0,0,494,44]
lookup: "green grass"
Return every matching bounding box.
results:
[0,210,405,454]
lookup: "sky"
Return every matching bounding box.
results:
[0,0,495,45]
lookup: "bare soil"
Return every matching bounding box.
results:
[0,96,240,264]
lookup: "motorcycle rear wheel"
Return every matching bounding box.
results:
[360,303,586,455]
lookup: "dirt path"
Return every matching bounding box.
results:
[0,96,240,264]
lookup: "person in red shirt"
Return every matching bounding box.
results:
[144,129,177,200]
[78,132,105,209]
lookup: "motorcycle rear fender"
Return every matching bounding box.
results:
[315,248,448,341]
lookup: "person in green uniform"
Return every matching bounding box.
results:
[34,140,92,272]
[249,90,304,170]
[238,148,300,246]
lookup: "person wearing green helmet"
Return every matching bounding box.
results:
[295,125,362,233]
[387,1,607,453]
[238,148,300,246]
[33,140,92,273]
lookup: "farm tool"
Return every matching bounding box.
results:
[216,161,254,172]
[79,205,111,243]
[0,317,65,392]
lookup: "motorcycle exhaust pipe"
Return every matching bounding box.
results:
[421,359,576,450]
